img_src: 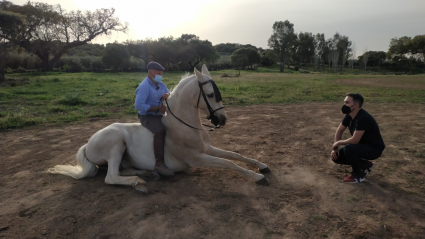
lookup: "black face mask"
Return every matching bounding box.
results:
[341,104,354,114]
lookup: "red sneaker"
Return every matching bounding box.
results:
[343,174,365,183]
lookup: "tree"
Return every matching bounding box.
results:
[101,43,130,70]
[260,50,277,67]
[268,20,296,72]
[214,43,241,54]
[327,32,352,71]
[362,51,386,68]
[231,48,249,74]
[0,1,127,71]
[336,33,352,70]
[125,39,150,63]
[387,35,425,71]
[387,36,411,60]
[349,42,356,68]
[313,33,325,71]
[0,6,26,81]
[178,37,219,70]
[245,47,261,69]
[126,34,219,71]
[410,35,425,61]
[296,32,315,66]
[361,49,369,70]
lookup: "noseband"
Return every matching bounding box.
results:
[165,79,224,131]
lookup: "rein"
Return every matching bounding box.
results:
[165,99,215,131]
[165,79,224,132]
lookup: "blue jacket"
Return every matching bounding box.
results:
[135,77,170,115]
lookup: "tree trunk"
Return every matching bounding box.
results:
[280,55,285,72]
[42,57,52,71]
[0,41,5,83]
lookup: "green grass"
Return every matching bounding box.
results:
[1,69,424,130]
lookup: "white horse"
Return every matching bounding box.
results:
[48,65,270,193]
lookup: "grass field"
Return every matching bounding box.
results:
[1,67,424,130]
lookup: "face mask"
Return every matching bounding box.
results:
[341,104,354,114]
[153,75,162,83]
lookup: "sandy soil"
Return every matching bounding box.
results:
[1,102,424,239]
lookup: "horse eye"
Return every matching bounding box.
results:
[207,93,214,98]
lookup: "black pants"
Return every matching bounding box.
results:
[333,144,383,177]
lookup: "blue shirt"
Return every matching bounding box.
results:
[135,77,170,116]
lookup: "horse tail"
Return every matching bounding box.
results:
[47,144,98,179]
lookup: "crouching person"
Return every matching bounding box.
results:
[331,93,385,183]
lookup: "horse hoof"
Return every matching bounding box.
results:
[150,172,161,181]
[256,177,270,186]
[259,167,271,174]
[135,184,148,194]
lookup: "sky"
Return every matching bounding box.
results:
[12,0,425,55]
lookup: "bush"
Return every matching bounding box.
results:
[79,57,93,71]
[14,66,26,73]
[5,51,41,70]
[67,58,85,72]
[92,58,105,70]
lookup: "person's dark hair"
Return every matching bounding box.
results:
[346,93,364,108]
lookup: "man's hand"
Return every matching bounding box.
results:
[158,105,166,114]
[162,93,170,100]
[332,141,340,151]
[331,150,339,161]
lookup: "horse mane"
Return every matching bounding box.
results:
[170,73,196,97]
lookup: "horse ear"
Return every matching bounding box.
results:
[201,64,211,77]
[194,67,205,82]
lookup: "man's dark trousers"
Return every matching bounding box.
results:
[333,144,383,177]
[139,114,166,164]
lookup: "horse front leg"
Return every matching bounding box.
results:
[207,146,270,173]
[119,168,160,182]
[104,148,148,193]
[189,154,269,185]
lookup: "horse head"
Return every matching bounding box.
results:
[194,65,227,127]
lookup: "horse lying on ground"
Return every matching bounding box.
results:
[48,65,270,193]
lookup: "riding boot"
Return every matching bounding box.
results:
[153,133,175,176]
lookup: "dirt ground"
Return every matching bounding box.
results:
[1,102,424,239]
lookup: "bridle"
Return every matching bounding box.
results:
[197,79,224,120]
[165,79,224,131]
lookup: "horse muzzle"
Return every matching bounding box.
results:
[209,114,227,127]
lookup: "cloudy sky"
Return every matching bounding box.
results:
[13,0,425,55]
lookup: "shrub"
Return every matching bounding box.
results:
[79,57,93,71]
[92,58,104,70]
[14,66,26,73]
[67,58,85,72]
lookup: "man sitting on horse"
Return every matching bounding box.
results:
[135,62,174,176]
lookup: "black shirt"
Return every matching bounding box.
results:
[342,109,385,151]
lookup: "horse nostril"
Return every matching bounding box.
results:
[221,117,227,126]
